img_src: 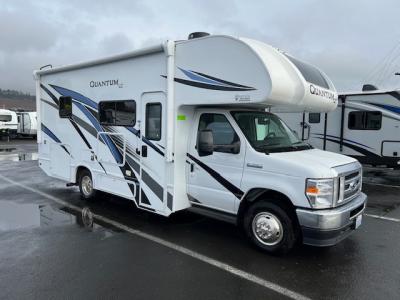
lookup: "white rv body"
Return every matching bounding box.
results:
[17,111,37,137]
[0,109,18,137]
[34,34,366,252]
[277,89,400,168]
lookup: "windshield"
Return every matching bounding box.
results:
[232,111,312,153]
[0,115,12,122]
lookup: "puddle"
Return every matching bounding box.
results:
[0,201,112,236]
[0,152,38,162]
[0,148,16,152]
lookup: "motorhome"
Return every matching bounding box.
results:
[17,111,37,138]
[0,109,18,139]
[277,85,400,168]
[34,33,366,254]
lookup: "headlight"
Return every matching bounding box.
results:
[305,178,336,209]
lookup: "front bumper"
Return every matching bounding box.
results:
[296,192,367,246]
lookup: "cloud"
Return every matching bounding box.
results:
[1,0,400,94]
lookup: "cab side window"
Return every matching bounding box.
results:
[198,113,240,154]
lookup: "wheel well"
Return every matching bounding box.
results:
[237,189,299,228]
[75,166,90,183]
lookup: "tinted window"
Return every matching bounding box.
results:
[309,113,321,123]
[145,103,162,140]
[59,96,72,118]
[198,113,240,154]
[348,111,382,130]
[99,100,136,126]
[0,115,12,122]
[285,55,329,89]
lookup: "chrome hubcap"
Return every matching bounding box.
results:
[81,176,93,196]
[252,212,283,246]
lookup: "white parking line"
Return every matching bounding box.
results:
[364,213,400,223]
[0,174,310,300]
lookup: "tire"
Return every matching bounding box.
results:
[243,201,298,254]
[78,169,97,200]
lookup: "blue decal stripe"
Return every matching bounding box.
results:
[177,67,256,90]
[41,123,70,155]
[41,124,61,143]
[178,68,231,87]
[368,103,400,114]
[73,101,122,163]
[126,127,140,137]
[50,84,98,110]
[312,133,374,150]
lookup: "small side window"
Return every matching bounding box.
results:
[308,113,321,124]
[145,103,162,141]
[348,111,382,130]
[59,96,72,118]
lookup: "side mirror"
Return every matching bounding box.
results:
[197,129,214,157]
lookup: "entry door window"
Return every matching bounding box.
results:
[198,113,240,154]
[145,103,162,141]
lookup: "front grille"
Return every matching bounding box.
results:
[336,168,362,206]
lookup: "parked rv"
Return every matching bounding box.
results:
[277,85,400,168]
[17,111,37,138]
[34,33,366,253]
[0,109,18,139]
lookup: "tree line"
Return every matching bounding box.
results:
[0,88,35,100]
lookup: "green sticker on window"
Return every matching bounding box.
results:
[177,115,186,121]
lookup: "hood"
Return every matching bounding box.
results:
[262,148,359,178]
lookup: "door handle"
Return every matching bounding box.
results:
[141,145,148,157]
[246,163,263,169]
[135,148,140,155]
[190,163,195,172]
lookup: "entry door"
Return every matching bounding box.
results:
[187,112,245,213]
[139,92,166,211]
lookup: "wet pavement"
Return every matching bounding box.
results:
[1,141,400,299]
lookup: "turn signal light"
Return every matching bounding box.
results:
[306,186,319,194]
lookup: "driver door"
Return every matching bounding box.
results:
[187,112,245,213]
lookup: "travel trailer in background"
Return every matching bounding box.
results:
[0,109,18,139]
[277,85,400,169]
[34,33,366,254]
[17,111,37,138]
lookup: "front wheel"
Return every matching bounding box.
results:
[78,169,97,200]
[243,201,298,254]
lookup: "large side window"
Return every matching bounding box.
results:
[145,103,162,141]
[99,100,136,126]
[59,96,72,118]
[348,111,382,130]
[198,113,240,154]
[309,113,320,124]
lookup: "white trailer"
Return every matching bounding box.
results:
[277,85,400,168]
[17,111,37,138]
[34,33,366,253]
[0,109,18,139]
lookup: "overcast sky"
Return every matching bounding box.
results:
[1,0,400,94]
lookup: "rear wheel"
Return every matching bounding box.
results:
[243,201,297,254]
[78,169,97,200]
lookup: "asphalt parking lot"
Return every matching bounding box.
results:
[1,141,400,299]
